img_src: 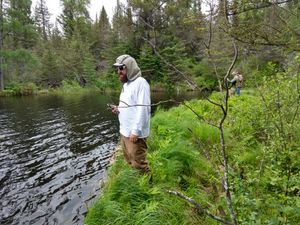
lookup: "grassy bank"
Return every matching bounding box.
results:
[0,79,202,97]
[0,81,107,97]
[85,82,300,225]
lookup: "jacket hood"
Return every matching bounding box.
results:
[113,54,141,81]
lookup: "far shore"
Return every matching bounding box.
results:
[0,85,202,97]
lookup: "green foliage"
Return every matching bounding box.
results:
[0,0,298,93]
[225,62,300,223]
[90,6,111,58]
[4,82,38,96]
[86,62,300,224]
[53,36,94,84]
[85,164,200,225]
[139,44,165,83]
[85,100,224,225]
[83,58,97,85]
[33,0,52,40]
[242,61,281,88]
[33,41,63,88]
[58,0,91,38]
[54,80,85,95]
[93,71,121,91]
[192,61,217,90]
[1,0,300,223]
[1,48,39,83]
[5,0,38,49]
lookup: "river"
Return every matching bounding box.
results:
[0,91,202,225]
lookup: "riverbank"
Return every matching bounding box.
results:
[0,83,103,97]
[84,89,300,224]
[2,89,204,224]
[0,81,200,97]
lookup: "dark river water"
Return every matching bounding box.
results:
[0,91,202,225]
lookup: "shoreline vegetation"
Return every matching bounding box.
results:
[0,81,200,97]
[0,0,299,224]
[84,83,300,225]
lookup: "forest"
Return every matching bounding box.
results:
[0,0,297,95]
[1,0,299,224]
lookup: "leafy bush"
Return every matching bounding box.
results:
[93,71,121,91]
[5,82,38,96]
[52,80,85,95]
[226,66,300,223]
[1,49,39,84]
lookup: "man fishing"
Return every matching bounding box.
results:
[110,54,151,174]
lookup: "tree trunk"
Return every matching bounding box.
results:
[0,0,4,90]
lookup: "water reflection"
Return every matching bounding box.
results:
[0,91,202,225]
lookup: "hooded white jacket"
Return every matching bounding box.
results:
[118,77,151,138]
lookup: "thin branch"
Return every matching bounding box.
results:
[204,3,223,92]
[130,7,226,109]
[273,4,300,37]
[291,65,300,123]
[221,1,300,50]
[219,2,239,224]
[109,99,179,109]
[227,0,292,16]
[182,101,218,128]
[142,37,198,90]
[222,38,238,119]
[143,35,225,111]
[218,23,295,49]
[124,6,199,91]
[166,190,234,225]
[203,3,214,49]
[207,97,226,112]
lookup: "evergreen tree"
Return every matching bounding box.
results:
[99,6,110,31]
[0,0,5,90]
[90,6,111,59]
[1,0,39,85]
[105,0,136,60]
[36,42,63,87]
[112,0,124,40]
[58,0,91,39]
[33,0,52,40]
[6,0,38,49]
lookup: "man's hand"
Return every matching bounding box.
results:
[108,104,119,114]
[129,134,138,143]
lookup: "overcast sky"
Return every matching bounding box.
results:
[31,0,126,24]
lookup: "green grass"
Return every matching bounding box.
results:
[85,85,300,224]
[85,98,222,225]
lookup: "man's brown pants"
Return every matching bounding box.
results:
[120,135,150,174]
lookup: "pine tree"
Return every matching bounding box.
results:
[33,0,52,40]
[0,0,4,90]
[112,0,124,40]
[58,0,91,39]
[96,6,111,56]
[6,0,38,49]
[0,0,39,85]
